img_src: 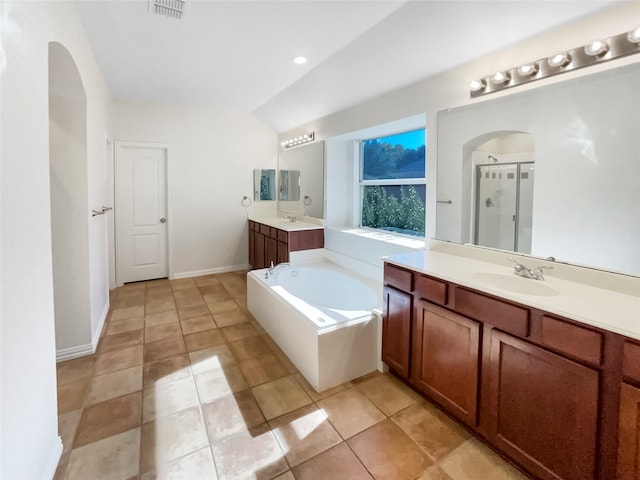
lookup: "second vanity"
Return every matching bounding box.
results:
[248,216,324,269]
[382,242,640,480]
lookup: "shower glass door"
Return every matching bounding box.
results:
[474,162,534,253]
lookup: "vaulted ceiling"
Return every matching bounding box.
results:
[75,0,622,132]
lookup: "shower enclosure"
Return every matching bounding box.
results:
[474,162,534,253]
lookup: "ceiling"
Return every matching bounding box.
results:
[75,0,623,132]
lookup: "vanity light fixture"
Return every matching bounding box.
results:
[584,40,609,57]
[627,25,640,44]
[293,56,308,65]
[547,52,571,68]
[281,132,315,149]
[517,63,539,77]
[470,26,640,98]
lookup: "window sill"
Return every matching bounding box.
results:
[328,226,426,250]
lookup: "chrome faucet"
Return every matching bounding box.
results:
[265,261,291,279]
[509,258,552,281]
[284,215,297,223]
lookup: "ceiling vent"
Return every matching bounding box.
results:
[150,0,186,20]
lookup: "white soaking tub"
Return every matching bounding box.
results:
[247,261,381,392]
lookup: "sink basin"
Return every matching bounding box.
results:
[471,272,559,297]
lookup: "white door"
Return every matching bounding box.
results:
[115,142,168,284]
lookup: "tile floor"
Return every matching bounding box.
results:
[55,271,530,480]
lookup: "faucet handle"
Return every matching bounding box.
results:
[507,257,524,267]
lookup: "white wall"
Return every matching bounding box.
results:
[0,1,112,478]
[277,2,640,246]
[49,42,93,355]
[110,100,277,281]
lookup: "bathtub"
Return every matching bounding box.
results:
[247,261,381,392]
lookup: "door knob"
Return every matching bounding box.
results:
[160,218,166,223]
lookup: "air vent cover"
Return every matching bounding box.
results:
[150,0,185,19]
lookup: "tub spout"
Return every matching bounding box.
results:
[265,261,291,279]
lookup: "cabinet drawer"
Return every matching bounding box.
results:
[249,220,256,231]
[259,223,270,235]
[623,341,640,383]
[455,288,529,337]
[277,229,287,242]
[269,227,278,238]
[540,315,603,365]
[415,274,448,306]
[384,263,413,293]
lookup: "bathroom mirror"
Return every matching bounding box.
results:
[253,169,276,201]
[436,62,640,276]
[278,140,325,218]
[279,169,300,201]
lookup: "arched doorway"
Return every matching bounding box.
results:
[48,42,92,356]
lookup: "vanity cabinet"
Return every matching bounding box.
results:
[248,220,323,269]
[382,260,635,480]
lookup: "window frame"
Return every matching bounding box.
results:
[357,129,426,237]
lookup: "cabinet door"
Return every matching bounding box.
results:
[249,229,255,268]
[265,236,277,267]
[617,383,640,480]
[412,301,480,426]
[277,241,288,264]
[487,330,599,480]
[254,232,266,269]
[382,286,412,379]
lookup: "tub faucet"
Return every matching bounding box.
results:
[265,261,291,279]
[509,258,552,281]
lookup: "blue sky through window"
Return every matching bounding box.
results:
[366,129,425,150]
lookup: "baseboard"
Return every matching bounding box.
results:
[172,264,251,279]
[44,436,63,480]
[56,343,95,362]
[91,299,110,352]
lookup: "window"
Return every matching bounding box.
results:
[360,129,425,237]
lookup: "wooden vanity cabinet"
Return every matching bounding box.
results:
[248,220,323,269]
[381,260,635,480]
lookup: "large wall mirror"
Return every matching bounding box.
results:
[436,62,640,276]
[278,140,325,219]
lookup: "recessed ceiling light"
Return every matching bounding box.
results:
[293,56,307,65]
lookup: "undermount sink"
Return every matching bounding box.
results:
[471,272,559,297]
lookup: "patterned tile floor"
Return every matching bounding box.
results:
[54,270,530,480]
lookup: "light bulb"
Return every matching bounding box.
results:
[490,71,510,85]
[548,52,571,68]
[469,79,486,92]
[627,25,640,44]
[584,40,608,57]
[517,63,539,76]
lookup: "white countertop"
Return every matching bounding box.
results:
[249,215,324,232]
[384,249,640,341]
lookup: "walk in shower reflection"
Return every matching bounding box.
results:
[474,162,534,253]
